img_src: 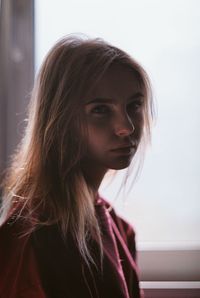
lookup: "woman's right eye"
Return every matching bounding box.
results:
[91,105,110,115]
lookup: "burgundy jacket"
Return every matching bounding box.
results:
[0,197,143,298]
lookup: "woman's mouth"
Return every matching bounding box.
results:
[110,146,136,155]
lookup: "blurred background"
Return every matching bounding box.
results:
[0,0,199,296]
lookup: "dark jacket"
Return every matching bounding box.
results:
[0,197,143,298]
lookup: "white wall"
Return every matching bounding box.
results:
[35,0,200,249]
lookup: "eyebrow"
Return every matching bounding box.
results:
[85,92,144,105]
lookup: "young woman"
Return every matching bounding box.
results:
[0,35,153,298]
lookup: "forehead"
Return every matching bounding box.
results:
[85,64,143,102]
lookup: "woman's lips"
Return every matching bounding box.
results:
[110,146,136,155]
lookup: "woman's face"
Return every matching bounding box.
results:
[82,64,145,172]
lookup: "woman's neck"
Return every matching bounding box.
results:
[80,160,107,192]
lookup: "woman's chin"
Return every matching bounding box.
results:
[108,156,132,170]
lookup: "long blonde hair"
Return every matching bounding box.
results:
[0,35,153,266]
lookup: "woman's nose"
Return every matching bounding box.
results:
[114,114,135,137]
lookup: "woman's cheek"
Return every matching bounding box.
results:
[87,116,111,131]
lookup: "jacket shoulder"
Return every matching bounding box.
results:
[99,197,137,261]
[0,220,46,297]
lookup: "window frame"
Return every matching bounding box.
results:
[0,0,34,181]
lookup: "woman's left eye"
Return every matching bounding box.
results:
[127,100,144,112]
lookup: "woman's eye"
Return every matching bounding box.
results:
[91,105,110,115]
[128,100,144,112]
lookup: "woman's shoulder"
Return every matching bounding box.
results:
[0,217,26,253]
[96,196,136,244]
[0,218,46,297]
[97,195,138,273]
